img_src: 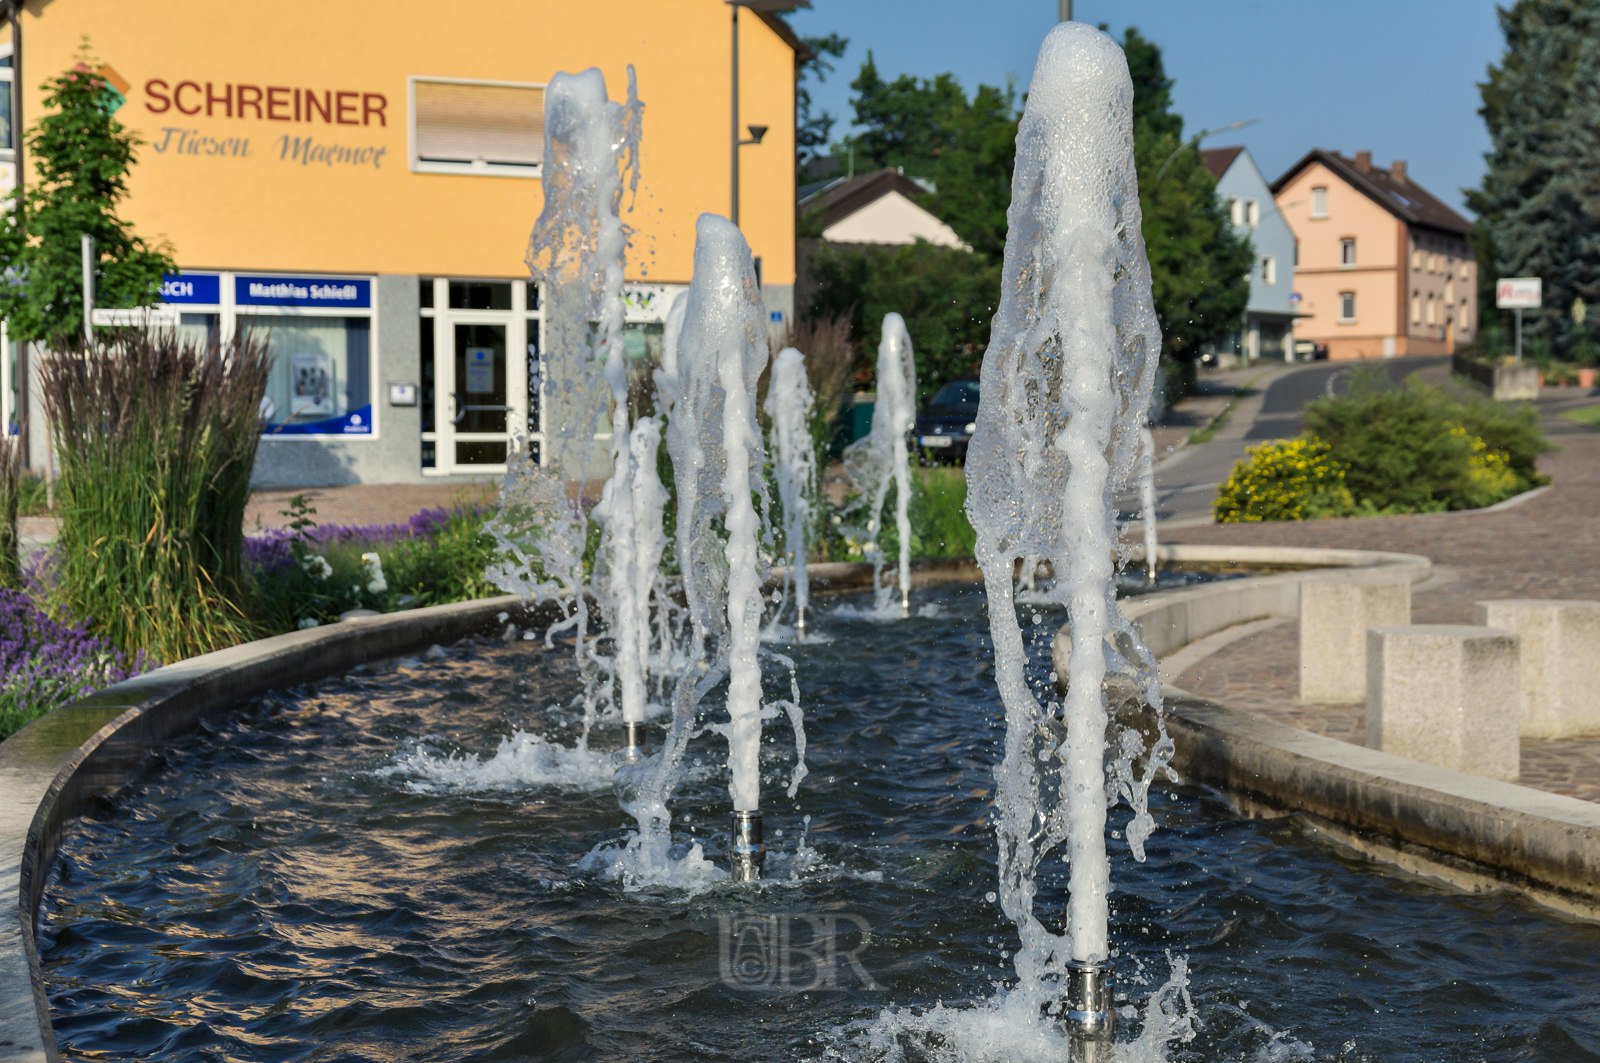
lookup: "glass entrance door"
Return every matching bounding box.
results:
[425,278,537,475]
[451,322,509,466]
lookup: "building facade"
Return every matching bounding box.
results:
[1,0,805,485]
[1273,149,1475,361]
[1201,146,1298,363]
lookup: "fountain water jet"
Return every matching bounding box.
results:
[1140,426,1158,583]
[965,20,1165,1051]
[764,346,817,637]
[843,313,916,616]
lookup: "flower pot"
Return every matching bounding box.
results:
[1579,368,1596,389]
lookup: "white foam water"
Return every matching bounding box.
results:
[843,314,917,614]
[963,14,1172,1015]
[1140,427,1158,581]
[379,730,616,795]
[764,346,818,636]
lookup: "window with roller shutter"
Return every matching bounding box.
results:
[409,77,544,177]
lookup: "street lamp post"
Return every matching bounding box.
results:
[727,0,806,227]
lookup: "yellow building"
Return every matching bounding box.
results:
[0,0,806,483]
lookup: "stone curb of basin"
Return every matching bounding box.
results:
[1098,544,1600,920]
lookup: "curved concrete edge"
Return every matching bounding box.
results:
[1116,546,1430,657]
[0,595,548,1063]
[1157,691,1600,917]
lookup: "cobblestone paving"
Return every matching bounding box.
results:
[1165,430,1600,803]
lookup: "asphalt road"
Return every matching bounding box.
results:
[1122,355,1450,527]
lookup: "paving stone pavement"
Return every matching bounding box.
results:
[1164,430,1600,803]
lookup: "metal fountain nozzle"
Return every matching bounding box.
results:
[618,721,647,766]
[795,606,807,638]
[729,810,764,882]
[1062,959,1116,1061]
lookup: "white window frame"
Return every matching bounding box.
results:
[1245,199,1260,228]
[1229,197,1244,227]
[408,75,546,179]
[1339,292,1356,322]
[1310,186,1329,218]
[1261,256,1276,285]
[1340,238,1356,267]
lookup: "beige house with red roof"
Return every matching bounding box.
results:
[1273,150,1475,360]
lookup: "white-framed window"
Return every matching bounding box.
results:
[1339,292,1356,321]
[1245,199,1260,228]
[409,76,545,178]
[1311,186,1329,218]
[1426,294,1436,325]
[1261,256,1276,285]
[1229,197,1244,227]
[1340,238,1356,267]
[1412,292,1421,324]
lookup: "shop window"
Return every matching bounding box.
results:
[419,277,435,309]
[527,318,541,436]
[411,78,544,177]
[1339,292,1356,321]
[0,47,12,152]
[248,315,373,433]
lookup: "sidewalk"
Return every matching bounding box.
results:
[1164,426,1600,803]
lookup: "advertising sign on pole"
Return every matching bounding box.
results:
[1496,277,1542,309]
[1496,277,1542,365]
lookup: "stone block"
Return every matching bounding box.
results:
[1299,573,1411,703]
[1474,599,1600,738]
[1366,625,1521,781]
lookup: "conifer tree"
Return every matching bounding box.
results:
[0,44,175,344]
[1468,0,1600,356]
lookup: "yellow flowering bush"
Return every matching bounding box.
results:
[1214,437,1356,523]
[1450,425,1518,509]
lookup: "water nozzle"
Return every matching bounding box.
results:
[1062,959,1116,1061]
[729,810,764,882]
[900,592,911,617]
[795,606,807,638]
[618,721,647,765]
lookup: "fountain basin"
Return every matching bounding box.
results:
[4,549,1600,1060]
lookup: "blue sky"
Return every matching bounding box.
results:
[784,1,1504,217]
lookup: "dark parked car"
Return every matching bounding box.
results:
[913,379,980,462]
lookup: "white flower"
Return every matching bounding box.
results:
[300,553,333,581]
[361,551,388,594]
[297,618,320,629]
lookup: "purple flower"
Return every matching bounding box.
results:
[244,505,484,573]
[0,588,152,733]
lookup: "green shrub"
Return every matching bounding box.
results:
[1214,438,1355,523]
[820,466,976,561]
[1303,373,1546,512]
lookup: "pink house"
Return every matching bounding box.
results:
[1273,150,1476,360]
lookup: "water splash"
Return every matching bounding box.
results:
[378,730,615,794]
[764,346,818,637]
[964,21,1164,993]
[843,314,917,615]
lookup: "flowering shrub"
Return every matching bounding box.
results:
[1451,425,1519,509]
[1214,438,1356,523]
[247,498,499,632]
[0,589,152,739]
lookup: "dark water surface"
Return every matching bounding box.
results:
[41,581,1600,1062]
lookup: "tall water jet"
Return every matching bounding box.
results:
[964,21,1163,1052]
[1140,426,1158,583]
[764,346,817,636]
[486,67,642,757]
[843,314,916,616]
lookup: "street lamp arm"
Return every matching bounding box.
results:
[1153,118,1261,181]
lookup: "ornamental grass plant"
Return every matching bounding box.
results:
[0,432,20,587]
[39,327,272,664]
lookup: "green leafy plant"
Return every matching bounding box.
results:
[0,41,175,343]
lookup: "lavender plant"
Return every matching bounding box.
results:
[0,588,150,739]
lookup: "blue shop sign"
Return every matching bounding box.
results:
[236,274,371,309]
[159,273,221,305]
[263,405,373,436]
